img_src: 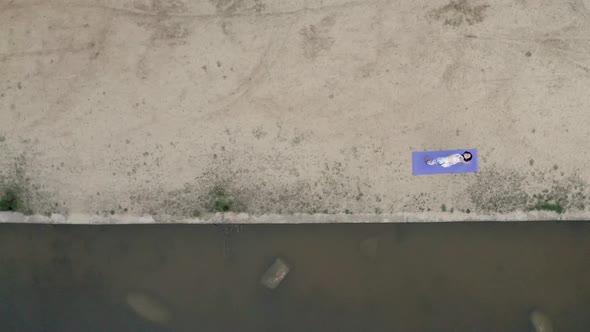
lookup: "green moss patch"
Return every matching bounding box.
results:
[0,187,32,214]
[208,185,244,213]
[0,190,18,211]
[532,203,564,214]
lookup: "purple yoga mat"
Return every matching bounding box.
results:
[412,149,478,176]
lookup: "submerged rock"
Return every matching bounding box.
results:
[126,292,171,324]
[260,258,290,290]
[359,237,379,260]
[530,309,554,332]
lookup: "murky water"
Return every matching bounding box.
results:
[0,222,588,331]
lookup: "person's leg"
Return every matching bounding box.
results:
[429,157,447,166]
[426,156,437,165]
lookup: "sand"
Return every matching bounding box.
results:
[0,0,589,222]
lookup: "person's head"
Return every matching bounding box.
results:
[463,151,472,162]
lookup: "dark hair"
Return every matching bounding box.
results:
[463,151,472,162]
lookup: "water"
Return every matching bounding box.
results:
[0,222,588,331]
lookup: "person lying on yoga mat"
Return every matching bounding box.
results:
[425,151,472,168]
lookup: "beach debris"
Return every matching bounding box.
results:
[260,258,290,290]
[126,292,171,324]
[530,309,554,332]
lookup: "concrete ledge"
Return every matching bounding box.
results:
[1,211,588,224]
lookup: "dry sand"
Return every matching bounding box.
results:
[0,0,589,222]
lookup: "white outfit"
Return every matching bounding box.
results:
[427,153,464,168]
